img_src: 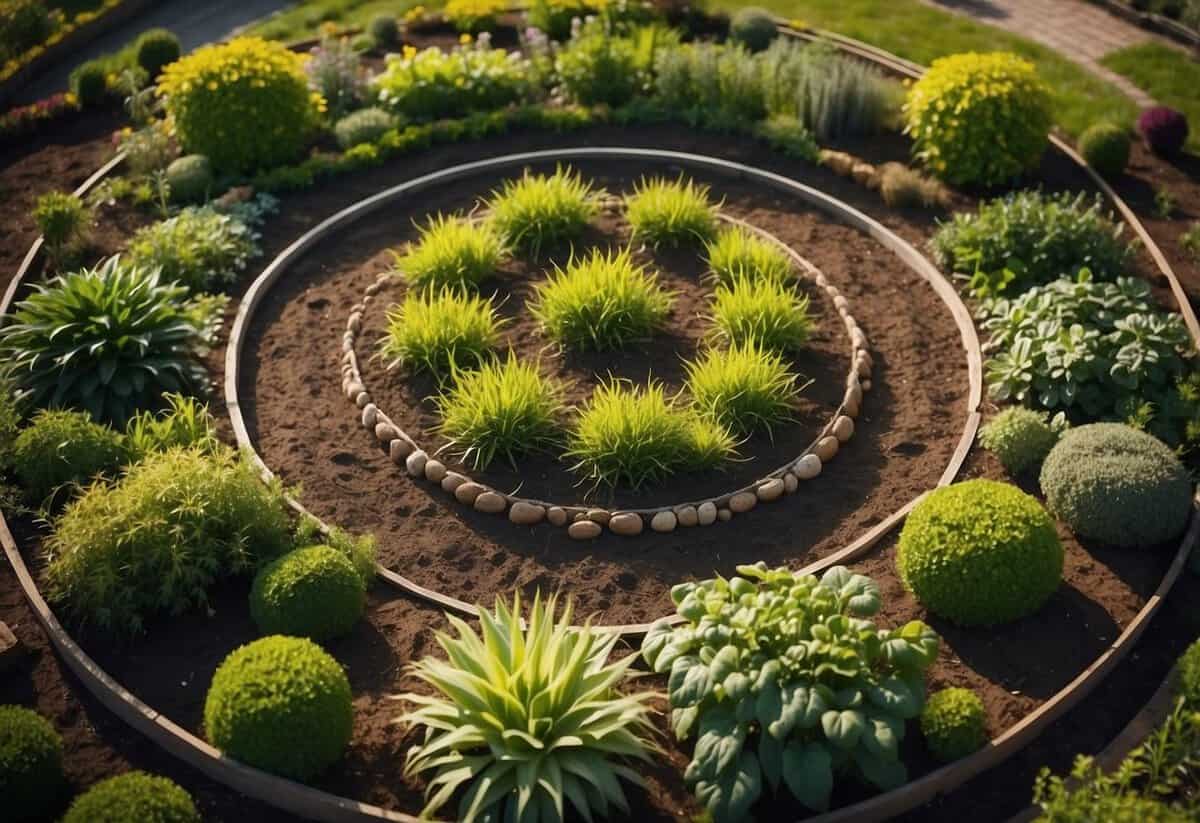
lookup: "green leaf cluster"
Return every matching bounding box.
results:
[684,340,802,437]
[919,687,987,763]
[127,206,260,293]
[62,771,200,823]
[12,409,126,506]
[978,406,1064,477]
[641,564,940,819]
[0,705,65,823]
[249,545,366,642]
[372,41,529,123]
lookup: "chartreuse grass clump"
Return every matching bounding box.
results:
[485,166,603,256]
[567,380,735,489]
[978,407,1064,477]
[920,687,987,763]
[1178,638,1200,705]
[704,225,795,286]
[684,341,801,437]
[379,287,503,378]
[0,705,65,823]
[625,175,719,248]
[709,275,812,352]
[250,545,367,642]
[205,635,353,780]
[642,563,940,819]
[62,772,200,823]
[392,214,508,290]
[435,353,566,470]
[897,479,1063,627]
[396,593,658,823]
[530,247,674,350]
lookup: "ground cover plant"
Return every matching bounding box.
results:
[126,207,260,293]
[684,340,801,436]
[485,166,602,256]
[625,175,719,248]
[709,274,813,352]
[642,563,940,818]
[392,213,508,290]
[378,287,503,378]
[704,225,795,285]
[334,106,396,149]
[397,593,658,823]
[373,39,529,122]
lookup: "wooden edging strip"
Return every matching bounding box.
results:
[222,146,984,637]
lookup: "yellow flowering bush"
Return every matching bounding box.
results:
[158,37,321,173]
[444,0,506,33]
[372,40,528,122]
[904,52,1052,186]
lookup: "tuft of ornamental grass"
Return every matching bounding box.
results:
[435,352,566,470]
[485,165,603,256]
[685,340,802,437]
[709,274,812,352]
[379,287,503,379]
[704,225,795,286]
[566,379,735,489]
[392,213,508,291]
[530,246,675,350]
[625,175,719,248]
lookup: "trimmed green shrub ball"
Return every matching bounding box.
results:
[204,635,353,780]
[12,410,126,504]
[334,107,395,150]
[920,687,987,763]
[70,61,108,108]
[897,479,1064,626]
[0,705,65,822]
[136,29,182,81]
[250,545,366,641]
[978,407,1062,476]
[1078,122,1131,178]
[1040,423,1193,549]
[165,154,213,203]
[63,771,200,823]
[1178,638,1200,706]
[729,7,778,52]
[369,14,399,47]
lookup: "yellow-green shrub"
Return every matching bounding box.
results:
[158,37,320,173]
[904,52,1052,186]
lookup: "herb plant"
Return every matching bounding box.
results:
[709,275,812,352]
[305,35,366,119]
[393,214,508,290]
[486,166,602,256]
[378,287,503,379]
[625,175,719,248]
[127,207,260,293]
[641,563,940,819]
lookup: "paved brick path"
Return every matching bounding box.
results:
[922,0,1185,107]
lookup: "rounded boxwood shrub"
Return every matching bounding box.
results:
[204,635,353,780]
[0,705,65,822]
[70,61,108,108]
[369,14,399,47]
[1138,105,1189,157]
[333,107,395,150]
[920,687,987,763]
[250,545,366,641]
[730,7,778,52]
[12,409,126,504]
[904,52,1052,186]
[165,154,212,204]
[135,29,182,81]
[1178,638,1200,706]
[157,37,318,174]
[978,406,1061,476]
[1078,122,1131,177]
[1040,423,1192,549]
[63,771,200,823]
[897,479,1064,626]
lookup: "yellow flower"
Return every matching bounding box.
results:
[459,33,472,45]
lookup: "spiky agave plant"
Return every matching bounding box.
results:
[0,256,210,424]
[396,593,659,823]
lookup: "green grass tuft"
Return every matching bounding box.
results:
[566,379,735,489]
[530,246,675,350]
[436,352,566,470]
[704,225,796,285]
[685,340,802,436]
[486,165,603,256]
[625,175,719,248]
[393,213,509,290]
[379,287,503,378]
[709,274,813,351]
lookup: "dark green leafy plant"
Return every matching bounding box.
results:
[12,409,126,505]
[70,60,108,107]
[127,207,260,293]
[730,7,778,52]
[0,705,65,823]
[249,545,366,642]
[62,771,200,823]
[754,115,820,161]
[920,688,987,763]
[1178,638,1200,706]
[641,563,940,819]
[135,29,182,81]
[652,42,767,131]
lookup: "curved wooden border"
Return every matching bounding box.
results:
[222,146,984,635]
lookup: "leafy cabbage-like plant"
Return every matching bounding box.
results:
[642,563,940,820]
[396,593,658,823]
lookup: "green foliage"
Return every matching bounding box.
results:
[705,226,794,286]
[567,379,734,489]
[1040,423,1193,549]
[372,41,529,122]
[435,353,565,470]
[0,257,213,424]
[920,688,987,763]
[368,14,398,47]
[306,34,365,119]
[555,19,640,107]
[157,37,317,173]
[526,0,591,40]
[250,545,366,642]
[0,705,65,823]
[127,207,259,293]
[978,406,1063,476]
[33,190,89,268]
[393,214,507,290]
[62,771,200,823]
[1078,122,1131,178]
[652,42,767,130]
[164,154,212,203]
[730,7,778,52]
[684,341,800,437]
[12,409,125,505]
[1178,639,1200,706]
[932,190,1133,297]
[905,52,1052,185]
[626,175,718,248]
[135,29,182,81]
[333,106,395,149]
[897,479,1063,626]
[378,287,502,379]
[45,446,293,634]
[122,393,218,464]
[753,115,820,162]
[642,564,940,818]
[530,246,674,350]
[0,0,52,63]
[486,165,601,256]
[70,60,108,107]
[709,275,812,353]
[1181,223,1200,262]
[205,635,353,780]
